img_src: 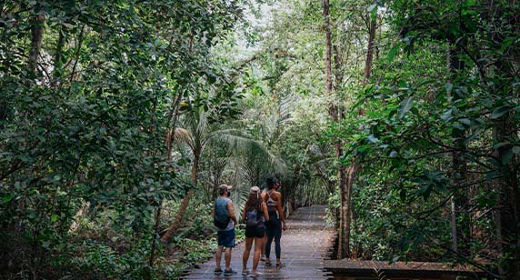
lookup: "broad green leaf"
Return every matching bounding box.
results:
[367,3,377,12]
[491,106,510,119]
[459,118,471,126]
[441,109,453,121]
[387,45,399,62]
[1,193,13,204]
[367,135,379,143]
[444,83,453,93]
[493,142,510,149]
[398,96,413,118]
[502,148,514,165]
[370,5,378,20]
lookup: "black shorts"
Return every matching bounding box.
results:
[245,225,265,238]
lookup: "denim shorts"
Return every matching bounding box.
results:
[217,229,235,248]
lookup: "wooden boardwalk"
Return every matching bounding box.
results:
[324,259,483,279]
[184,205,335,279]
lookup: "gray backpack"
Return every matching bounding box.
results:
[246,209,260,227]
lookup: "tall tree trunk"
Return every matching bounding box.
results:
[494,190,505,276]
[322,0,348,258]
[333,42,351,259]
[450,197,458,252]
[166,92,184,162]
[148,202,162,267]
[445,45,459,254]
[29,13,45,76]
[160,149,200,244]
[448,43,471,257]
[190,151,200,186]
[150,93,184,264]
[339,12,378,260]
[54,25,65,68]
[363,16,376,82]
[494,122,520,278]
[486,14,520,276]
[68,201,90,233]
[341,163,355,258]
[345,15,378,259]
[51,26,65,88]
[16,16,46,277]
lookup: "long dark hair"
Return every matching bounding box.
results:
[266,177,276,190]
[245,191,262,212]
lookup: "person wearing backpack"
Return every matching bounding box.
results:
[264,177,286,268]
[213,184,238,276]
[241,186,269,277]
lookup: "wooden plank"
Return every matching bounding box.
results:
[183,205,335,280]
[324,259,485,279]
[324,260,477,271]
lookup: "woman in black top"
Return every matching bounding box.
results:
[264,177,286,268]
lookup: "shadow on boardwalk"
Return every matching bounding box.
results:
[184,205,335,280]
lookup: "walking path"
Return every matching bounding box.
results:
[184,205,335,279]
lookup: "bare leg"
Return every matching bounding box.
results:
[215,246,223,269]
[252,237,262,273]
[225,247,232,270]
[242,238,253,271]
[261,234,267,257]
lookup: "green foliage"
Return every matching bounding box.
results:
[330,0,520,276]
[2,0,519,278]
[240,0,519,277]
[0,0,244,278]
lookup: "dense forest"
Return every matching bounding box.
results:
[0,0,519,279]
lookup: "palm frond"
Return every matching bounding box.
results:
[230,184,250,220]
[173,127,193,144]
[206,129,287,173]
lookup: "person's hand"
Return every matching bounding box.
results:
[282,222,287,231]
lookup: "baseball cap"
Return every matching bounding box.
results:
[218,184,232,192]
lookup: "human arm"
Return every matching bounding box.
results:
[277,192,287,230]
[262,202,269,221]
[227,201,238,225]
[241,205,247,221]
